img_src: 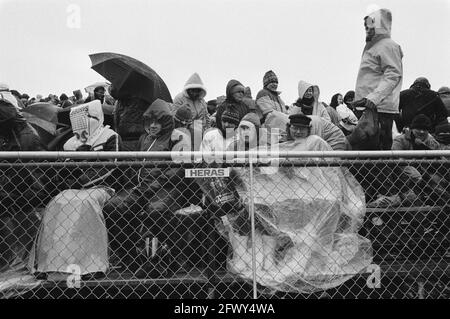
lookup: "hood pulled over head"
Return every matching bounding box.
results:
[143,98,174,135]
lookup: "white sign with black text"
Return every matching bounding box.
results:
[185,168,230,178]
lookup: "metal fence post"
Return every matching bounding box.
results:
[248,153,258,299]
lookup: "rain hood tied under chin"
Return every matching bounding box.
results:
[223,139,373,294]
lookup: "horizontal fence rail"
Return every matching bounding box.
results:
[0,152,448,299]
[1,150,450,159]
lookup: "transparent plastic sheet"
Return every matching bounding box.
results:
[0,208,42,296]
[221,153,373,294]
[28,187,114,276]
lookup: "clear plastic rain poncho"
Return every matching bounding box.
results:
[222,136,373,294]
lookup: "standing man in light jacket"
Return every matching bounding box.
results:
[353,8,403,150]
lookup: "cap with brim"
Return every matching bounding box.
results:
[289,113,311,127]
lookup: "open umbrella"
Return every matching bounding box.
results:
[89,52,172,104]
[22,103,60,134]
[21,103,61,146]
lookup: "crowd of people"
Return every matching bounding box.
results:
[0,7,449,281]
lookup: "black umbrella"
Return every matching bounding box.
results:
[89,52,172,104]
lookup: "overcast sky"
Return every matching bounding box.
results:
[0,0,449,104]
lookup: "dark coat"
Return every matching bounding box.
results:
[114,97,150,150]
[398,87,448,132]
[215,80,251,135]
[135,99,201,213]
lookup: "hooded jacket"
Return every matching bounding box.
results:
[134,99,189,204]
[355,8,403,114]
[290,81,331,122]
[215,80,252,135]
[172,73,210,131]
[137,98,174,152]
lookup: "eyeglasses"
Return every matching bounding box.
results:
[290,125,309,132]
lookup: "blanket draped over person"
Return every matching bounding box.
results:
[222,137,372,293]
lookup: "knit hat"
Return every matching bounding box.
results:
[289,113,311,127]
[263,70,278,88]
[410,114,431,131]
[411,77,431,90]
[221,109,241,126]
[174,105,193,126]
[239,113,261,130]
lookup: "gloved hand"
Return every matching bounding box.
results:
[352,98,376,111]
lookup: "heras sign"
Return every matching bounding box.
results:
[185,168,230,178]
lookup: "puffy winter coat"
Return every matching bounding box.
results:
[256,88,287,114]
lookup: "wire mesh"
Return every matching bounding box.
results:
[0,152,448,299]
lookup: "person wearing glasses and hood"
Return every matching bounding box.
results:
[172,73,210,132]
[289,81,331,122]
[353,8,403,150]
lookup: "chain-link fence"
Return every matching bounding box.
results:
[0,151,448,299]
